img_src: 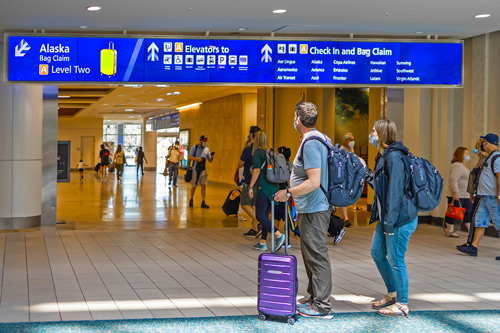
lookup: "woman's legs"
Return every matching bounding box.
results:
[255,191,280,243]
[385,217,418,304]
[371,221,397,295]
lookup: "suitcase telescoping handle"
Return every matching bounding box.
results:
[109,41,114,50]
[271,193,290,255]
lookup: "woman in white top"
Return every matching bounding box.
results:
[445,147,472,237]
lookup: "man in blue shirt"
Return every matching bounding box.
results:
[458,133,500,259]
[275,102,333,319]
[239,126,262,237]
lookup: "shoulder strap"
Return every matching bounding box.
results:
[491,152,500,177]
[297,136,332,163]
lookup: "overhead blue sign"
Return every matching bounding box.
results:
[5,35,463,86]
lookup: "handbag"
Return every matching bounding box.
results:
[445,199,466,221]
[184,167,193,182]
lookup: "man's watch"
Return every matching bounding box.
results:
[286,188,291,197]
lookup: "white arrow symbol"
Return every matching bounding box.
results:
[261,44,272,63]
[148,42,159,61]
[15,39,31,57]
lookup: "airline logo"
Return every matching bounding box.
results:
[15,39,31,57]
[39,64,49,75]
[175,42,183,52]
[300,44,308,54]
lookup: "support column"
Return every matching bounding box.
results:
[0,47,43,228]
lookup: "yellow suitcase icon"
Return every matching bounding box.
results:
[100,42,117,77]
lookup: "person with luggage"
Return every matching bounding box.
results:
[75,160,89,181]
[456,138,489,250]
[188,135,215,208]
[457,133,500,259]
[274,101,333,319]
[339,132,356,227]
[135,147,148,177]
[444,147,472,237]
[167,141,181,187]
[239,126,262,237]
[99,144,111,180]
[249,131,285,251]
[367,119,418,317]
[113,145,127,183]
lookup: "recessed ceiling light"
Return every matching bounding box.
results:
[237,27,247,31]
[80,25,88,29]
[166,91,181,96]
[156,98,164,102]
[58,95,70,98]
[156,84,169,87]
[86,5,101,11]
[415,31,424,34]
[124,108,134,112]
[272,9,287,14]
[102,103,108,106]
[117,94,125,97]
[474,14,491,18]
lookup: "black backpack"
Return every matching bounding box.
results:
[298,137,367,207]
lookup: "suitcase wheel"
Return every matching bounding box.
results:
[287,317,296,325]
[258,313,266,321]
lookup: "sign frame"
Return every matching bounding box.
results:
[3,33,464,88]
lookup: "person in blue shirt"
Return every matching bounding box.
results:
[457,133,500,259]
[275,102,333,319]
[239,126,262,237]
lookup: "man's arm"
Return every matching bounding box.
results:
[238,160,245,168]
[497,172,500,206]
[275,168,320,202]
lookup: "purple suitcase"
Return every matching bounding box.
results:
[258,198,298,325]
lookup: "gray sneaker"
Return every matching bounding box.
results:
[253,242,267,251]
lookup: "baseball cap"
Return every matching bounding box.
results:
[480,133,499,146]
[200,135,208,142]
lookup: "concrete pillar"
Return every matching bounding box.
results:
[0,48,43,228]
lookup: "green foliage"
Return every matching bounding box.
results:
[335,88,369,123]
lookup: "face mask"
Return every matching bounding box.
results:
[369,134,379,148]
[202,142,207,148]
[464,155,471,162]
[473,148,479,155]
[348,141,355,148]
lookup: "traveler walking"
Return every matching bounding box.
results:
[339,132,356,227]
[368,119,418,317]
[99,144,111,180]
[274,101,333,319]
[113,145,127,183]
[75,160,89,181]
[167,141,181,187]
[457,133,500,259]
[188,135,215,208]
[457,138,489,249]
[239,126,262,237]
[444,147,472,237]
[135,147,148,176]
[249,131,285,252]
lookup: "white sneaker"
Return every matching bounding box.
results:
[238,214,247,221]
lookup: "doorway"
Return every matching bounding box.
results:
[157,136,179,173]
[81,136,95,168]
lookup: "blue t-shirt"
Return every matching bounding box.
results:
[477,151,500,196]
[290,130,329,213]
[240,144,253,184]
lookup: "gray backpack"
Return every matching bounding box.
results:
[261,148,290,184]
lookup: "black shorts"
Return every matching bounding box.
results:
[78,168,83,172]
[445,196,473,224]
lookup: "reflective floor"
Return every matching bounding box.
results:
[0,167,496,324]
[57,167,371,230]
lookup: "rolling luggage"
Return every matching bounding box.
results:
[100,42,117,77]
[258,198,298,325]
[222,189,241,216]
[94,163,101,172]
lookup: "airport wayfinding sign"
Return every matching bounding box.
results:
[5,35,463,86]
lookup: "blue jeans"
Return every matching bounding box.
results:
[371,217,418,304]
[255,191,274,241]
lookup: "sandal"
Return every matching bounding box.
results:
[372,295,396,310]
[377,303,409,317]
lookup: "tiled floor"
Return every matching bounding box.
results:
[0,224,499,323]
[0,168,498,323]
